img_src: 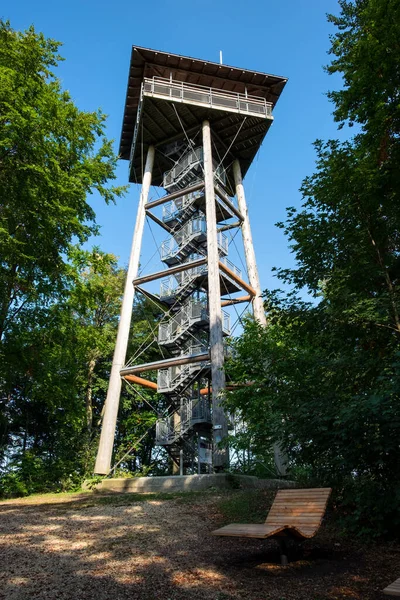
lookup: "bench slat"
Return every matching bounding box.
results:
[383,578,400,596]
[212,488,332,543]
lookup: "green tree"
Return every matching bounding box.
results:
[0,250,126,493]
[226,0,400,537]
[0,20,125,342]
[0,20,126,494]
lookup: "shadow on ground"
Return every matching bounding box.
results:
[0,493,398,600]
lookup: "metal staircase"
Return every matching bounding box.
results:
[163,147,226,191]
[158,297,229,349]
[156,397,211,445]
[154,145,238,474]
[161,216,228,266]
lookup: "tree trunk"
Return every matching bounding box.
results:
[86,358,96,433]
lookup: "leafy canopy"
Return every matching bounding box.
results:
[0,20,126,340]
[226,0,400,537]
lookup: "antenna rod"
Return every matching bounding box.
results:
[219,50,223,65]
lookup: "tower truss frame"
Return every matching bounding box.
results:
[94,47,287,476]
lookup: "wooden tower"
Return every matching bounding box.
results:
[94,47,287,475]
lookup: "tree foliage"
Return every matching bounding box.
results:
[226,0,400,537]
[0,21,132,495]
[0,20,125,341]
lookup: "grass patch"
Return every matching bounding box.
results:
[216,489,275,524]
[90,491,205,507]
[0,489,211,509]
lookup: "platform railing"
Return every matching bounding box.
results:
[157,343,208,393]
[221,256,242,279]
[143,77,272,119]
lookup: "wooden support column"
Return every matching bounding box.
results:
[233,159,287,476]
[94,145,155,475]
[202,120,229,470]
[232,159,267,326]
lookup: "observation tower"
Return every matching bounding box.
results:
[94,46,287,476]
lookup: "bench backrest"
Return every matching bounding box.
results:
[265,488,332,530]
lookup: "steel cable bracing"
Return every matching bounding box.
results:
[139,181,211,277]
[108,421,156,477]
[215,117,247,175]
[112,376,177,474]
[125,379,160,413]
[155,130,201,177]
[146,217,162,261]
[129,213,251,364]
[125,337,158,368]
[228,227,248,277]
[211,139,235,197]
[230,302,252,336]
[172,105,205,179]
[135,293,167,360]
[112,373,202,473]
[124,272,210,368]
[126,283,209,366]
[125,185,250,367]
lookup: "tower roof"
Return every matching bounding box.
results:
[120,46,287,185]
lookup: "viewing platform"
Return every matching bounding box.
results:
[143,77,273,119]
[120,46,287,185]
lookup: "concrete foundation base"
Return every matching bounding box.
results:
[87,474,296,494]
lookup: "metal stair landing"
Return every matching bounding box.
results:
[156,396,212,446]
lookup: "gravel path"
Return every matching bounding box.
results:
[0,493,399,600]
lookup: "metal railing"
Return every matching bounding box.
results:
[160,259,208,299]
[161,219,228,262]
[158,299,230,345]
[181,397,211,430]
[155,396,212,445]
[159,256,242,300]
[158,298,208,344]
[221,256,242,279]
[162,191,202,222]
[157,343,208,393]
[143,77,273,119]
[163,146,226,190]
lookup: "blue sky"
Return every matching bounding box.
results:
[5,0,346,302]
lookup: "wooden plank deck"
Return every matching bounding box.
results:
[383,578,400,597]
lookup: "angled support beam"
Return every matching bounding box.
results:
[95,145,155,475]
[120,351,210,376]
[145,182,204,210]
[218,261,256,297]
[133,257,207,286]
[145,209,172,233]
[134,285,170,311]
[214,184,244,221]
[218,221,241,233]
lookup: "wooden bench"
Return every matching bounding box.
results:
[383,578,400,596]
[212,487,332,565]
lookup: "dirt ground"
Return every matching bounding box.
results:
[0,491,399,600]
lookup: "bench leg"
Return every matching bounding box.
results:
[277,538,288,566]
